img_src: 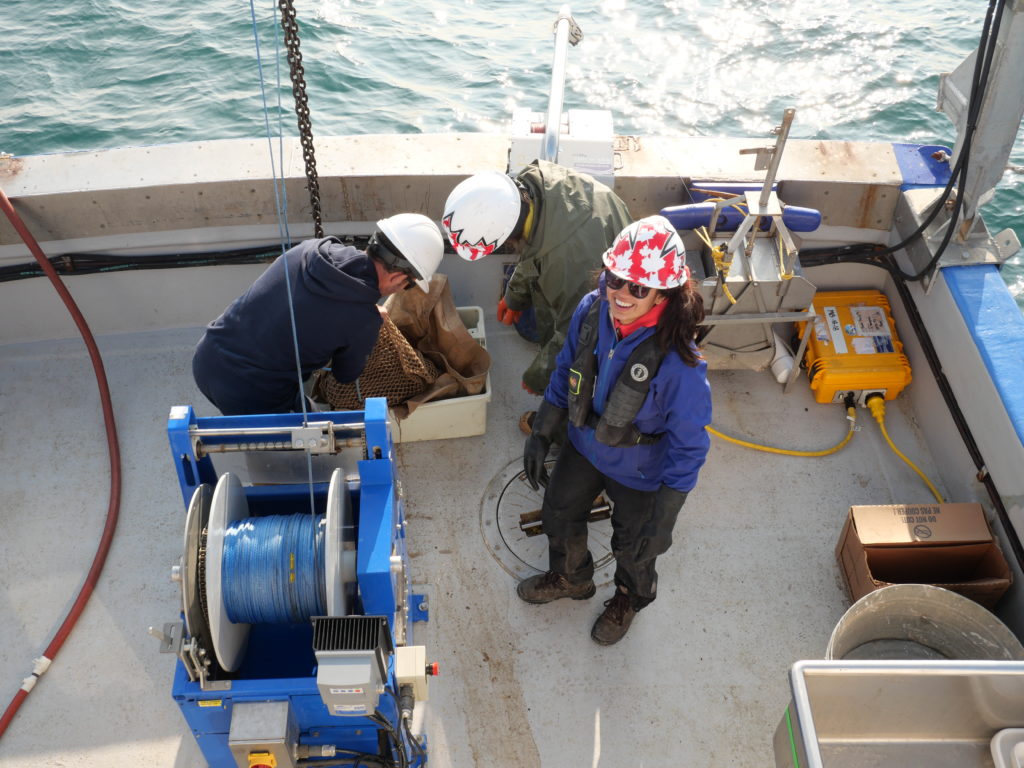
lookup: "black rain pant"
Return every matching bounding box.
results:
[541,439,687,611]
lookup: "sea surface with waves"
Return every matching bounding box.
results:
[3,0,1022,305]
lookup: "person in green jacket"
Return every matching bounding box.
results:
[442,160,633,429]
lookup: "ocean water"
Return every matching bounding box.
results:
[3,0,1022,305]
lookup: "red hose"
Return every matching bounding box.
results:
[0,187,122,739]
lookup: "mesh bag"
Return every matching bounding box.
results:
[311,313,439,410]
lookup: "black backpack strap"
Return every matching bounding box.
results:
[593,334,666,446]
[567,301,602,428]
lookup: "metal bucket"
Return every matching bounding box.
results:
[826,584,1024,660]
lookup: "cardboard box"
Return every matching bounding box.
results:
[835,503,1012,609]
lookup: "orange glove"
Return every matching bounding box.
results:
[497,297,522,325]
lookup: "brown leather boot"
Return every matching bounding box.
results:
[591,589,637,645]
[517,571,596,604]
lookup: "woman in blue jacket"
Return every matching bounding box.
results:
[518,215,712,645]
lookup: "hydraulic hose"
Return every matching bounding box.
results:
[708,405,857,457]
[0,188,122,740]
[865,395,944,503]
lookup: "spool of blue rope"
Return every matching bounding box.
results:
[222,513,327,624]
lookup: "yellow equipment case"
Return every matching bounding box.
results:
[799,289,912,404]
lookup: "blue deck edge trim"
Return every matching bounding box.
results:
[944,264,1024,446]
[892,143,953,190]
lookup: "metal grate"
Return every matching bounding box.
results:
[311,615,393,656]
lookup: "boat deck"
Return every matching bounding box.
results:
[0,303,948,768]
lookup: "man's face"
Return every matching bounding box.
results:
[379,268,416,296]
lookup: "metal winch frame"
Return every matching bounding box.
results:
[154,398,431,768]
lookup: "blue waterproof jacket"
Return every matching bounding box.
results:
[193,238,382,415]
[545,289,712,492]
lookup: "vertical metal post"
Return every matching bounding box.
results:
[542,6,582,163]
[758,108,796,208]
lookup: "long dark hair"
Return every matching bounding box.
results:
[655,280,705,367]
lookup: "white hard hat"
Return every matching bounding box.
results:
[602,215,691,290]
[441,171,522,261]
[376,213,444,293]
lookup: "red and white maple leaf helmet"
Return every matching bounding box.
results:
[602,215,690,289]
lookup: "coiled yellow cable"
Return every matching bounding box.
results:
[866,396,945,503]
[707,406,857,457]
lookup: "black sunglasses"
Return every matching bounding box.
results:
[400,269,419,291]
[605,270,652,299]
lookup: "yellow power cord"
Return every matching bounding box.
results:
[708,397,944,503]
[866,396,945,503]
[707,405,857,457]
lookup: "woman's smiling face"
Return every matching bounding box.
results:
[607,276,662,325]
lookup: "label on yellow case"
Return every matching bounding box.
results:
[823,307,848,354]
[851,305,889,336]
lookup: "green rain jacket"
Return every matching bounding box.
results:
[504,160,633,394]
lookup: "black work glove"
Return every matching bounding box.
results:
[523,398,568,491]
[523,433,550,490]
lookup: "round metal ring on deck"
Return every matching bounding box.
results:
[206,472,251,673]
[479,457,616,586]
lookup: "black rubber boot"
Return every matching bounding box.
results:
[517,571,596,604]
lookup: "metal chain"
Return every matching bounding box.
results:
[278,0,324,239]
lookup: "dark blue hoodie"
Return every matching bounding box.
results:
[192,237,382,415]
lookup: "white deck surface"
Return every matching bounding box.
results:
[0,314,946,768]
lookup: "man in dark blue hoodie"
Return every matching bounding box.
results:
[192,214,444,416]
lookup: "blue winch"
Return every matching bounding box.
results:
[156,398,432,768]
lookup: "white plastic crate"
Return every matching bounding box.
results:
[390,306,491,443]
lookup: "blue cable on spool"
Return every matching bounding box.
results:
[222,514,327,624]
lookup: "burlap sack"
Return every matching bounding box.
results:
[383,274,491,417]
